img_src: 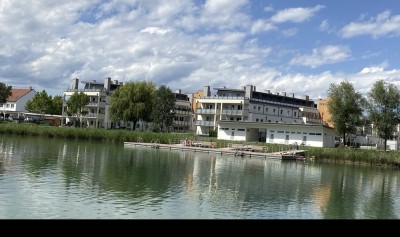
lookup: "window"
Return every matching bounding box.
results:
[285,135,289,140]
[273,108,276,113]
[256,119,259,122]
[258,106,261,111]
[11,104,14,108]
[280,109,283,115]
[254,106,256,109]
[238,129,245,131]
[294,112,297,117]
[261,119,263,122]
[270,134,274,139]
[238,105,242,110]
[266,107,268,112]
[268,120,271,122]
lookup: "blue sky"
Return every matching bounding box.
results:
[1,0,399,99]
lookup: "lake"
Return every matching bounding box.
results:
[0,135,399,219]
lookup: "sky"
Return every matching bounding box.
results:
[1,0,400,99]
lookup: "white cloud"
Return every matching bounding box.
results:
[290,45,351,68]
[282,28,298,37]
[319,20,329,31]
[250,19,277,34]
[140,27,173,35]
[270,5,325,23]
[341,10,400,38]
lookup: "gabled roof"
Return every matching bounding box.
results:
[8,88,34,102]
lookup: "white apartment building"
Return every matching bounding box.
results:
[62,77,123,128]
[195,85,336,148]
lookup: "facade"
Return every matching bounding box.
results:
[315,98,333,127]
[195,85,335,147]
[62,77,123,128]
[172,89,193,133]
[0,87,36,119]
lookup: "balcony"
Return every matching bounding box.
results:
[172,121,191,126]
[221,109,243,115]
[195,121,215,127]
[196,109,216,114]
[175,110,192,115]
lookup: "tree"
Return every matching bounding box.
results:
[25,90,52,120]
[366,79,400,151]
[109,81,156,130]
[49,95,63,115]
[151,85,176,132]
[66,92,89,127]
[0,82,12,119]
[327,80,364,146]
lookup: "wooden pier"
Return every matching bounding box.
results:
[123,142,305,160]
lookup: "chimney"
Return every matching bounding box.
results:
[289,93,294,98]
[104,77,111,91]
[176,89,181,94]
[72,78,79,90]
[30,86,32,91]
[245,85,253,99]
[281,92,286,96]
[204,86,211,97]
[266,89,270,94]
[304,95,309,101]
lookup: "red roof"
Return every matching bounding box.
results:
[8,88,33,102]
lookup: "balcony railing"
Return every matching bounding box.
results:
[221,109,243,115]
[195,121,215,126]
[199,96,247,100]
[172,121,191,126]
[196,109,216,114]
[175,110,192,115]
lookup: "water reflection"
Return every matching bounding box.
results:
[0,135,399,219]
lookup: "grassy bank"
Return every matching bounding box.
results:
[1,122,400,168]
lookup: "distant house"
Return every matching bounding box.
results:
[0,87,36,119]
[62,77,123,128]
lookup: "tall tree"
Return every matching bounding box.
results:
[151,85,176,132]
[110,81,156,130]
[0,82,12,120]
[25,90,52,119]
[49,95,63,115]
[327,80,364,146]
[66,92,89,127]
[366,79,400,151]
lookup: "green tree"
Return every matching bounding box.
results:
[366,79,400,151]
[49,95,63,115]
[110,81,156,130]
[327,80,364,146]
[66,92,90,127]
[25,90,52,119]
[0,82,12,119]
[151,85,176,132]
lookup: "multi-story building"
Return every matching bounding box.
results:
[172,89,193,133]
[195,85,336,147]
[0,87,36,119]
[62,77,123,128]
[315,98,333,128]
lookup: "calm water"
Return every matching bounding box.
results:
[0,135,399,219]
